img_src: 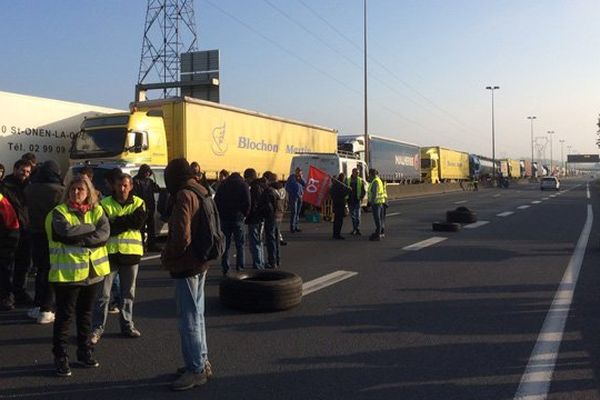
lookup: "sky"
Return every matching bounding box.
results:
[1,0,599,161]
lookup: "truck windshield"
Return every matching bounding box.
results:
[71,128,127,159]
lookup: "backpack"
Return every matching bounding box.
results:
[184,185,225,262]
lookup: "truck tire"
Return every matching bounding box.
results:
[219,270,303,312]
[432,221,460,232]
[446,207,477,224]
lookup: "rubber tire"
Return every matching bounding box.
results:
[446,208,477,224]
[432,221,460,232]
[219,270,303,312]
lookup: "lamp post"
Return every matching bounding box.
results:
[567,145,572,176]
[527,116,536,177]
[363,0,369,165]
[559,139,565,175]
[486,86,500,179]
[547,130,555,174]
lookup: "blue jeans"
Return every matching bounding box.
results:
[372,204,385,235]
[92,264,139,334]
[247,223,264,269]
[264,218,280,268]
[220,218,245,273]
[176,272,208,374]
[288,197,302,232]
[349,201,361,231]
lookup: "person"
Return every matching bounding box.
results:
[46,174,110,376]
[21,152,37,177]
[79,166,103,199]
[133,164,161,251]
[91,173,146,344]
[244,168,266,269]
[214,171,250,275]
[330,173,352,240]
[210,169,229,194]
[261,171,284,268]
[161,158,213,391]
[0,163,5,182]
[285,167,305,233]
[0,159,33,310]
[368,169,388,241]
[190,161,209,191]
[346,168,366,235]
[24,160,65,324]
[0,191,20,312]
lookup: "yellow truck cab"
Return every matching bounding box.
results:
[420,146,470,184]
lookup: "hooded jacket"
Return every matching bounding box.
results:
[24,160,65,234]
[214,173,250,221]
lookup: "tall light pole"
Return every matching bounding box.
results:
[486,86,500,179]
[559,139,565,175]
[567,145,572,176]
[527,116,536,177]
[363,0,369,166]
[547,130,555,175]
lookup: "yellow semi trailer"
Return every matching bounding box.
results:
[420,146,470,183]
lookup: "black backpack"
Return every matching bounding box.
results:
[185,185,225,262]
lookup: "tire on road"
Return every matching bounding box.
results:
[432,221,461,232]
[219,270,303,312]
[446,207,477,224]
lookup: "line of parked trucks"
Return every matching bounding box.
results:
[1,90,546,196]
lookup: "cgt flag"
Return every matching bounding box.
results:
[302,165,332,207]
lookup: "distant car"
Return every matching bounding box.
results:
[540,176,560,191]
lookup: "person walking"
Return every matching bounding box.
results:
[91,173,146,344]
[0,159,33,310]
[24,160,65,324]
[368,169,388,241]
[285,167,305,233]
[46,174,110,376]
[133,164,161,251]
[244,168,266,269]
[161,158,213,391]
[330,173,352,240]
[346,168,366,235]
[214,172,250,275]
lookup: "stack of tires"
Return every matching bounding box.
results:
[432,206,477,232]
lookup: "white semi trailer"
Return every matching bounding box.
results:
[0,90,123,173]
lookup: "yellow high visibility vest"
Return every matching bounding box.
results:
[100,195,145,256]
[45,203,110,283]
[368,176,388,205]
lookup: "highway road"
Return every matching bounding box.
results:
[1,177,599,400]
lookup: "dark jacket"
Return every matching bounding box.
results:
[133,175,160,211]
[245,178,268,225]
[0,174,29,229]
[330,179,352,210]
[161,179,210,278]
[24,163,64,234]
[285,174,305,199]
[0,194,20,262]
[214,173,250,222]
[102,194,147,266]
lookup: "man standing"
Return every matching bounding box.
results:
[261,171,282,268]
[368,169,388,241]
[91,173,146,344]
[330,173,352,240]
[0,190,20,310]
[162,158,213,391]
[0,159,33,310]
[214,171,250,275]
[133,164,161,251]
[244,168,266,269]
[285,167,305,233]
[346,168,366,235]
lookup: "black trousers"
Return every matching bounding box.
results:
[52,282,101,357]
[32,232,54,312]
[333,206,345,237]
[0,229,31,299]
[141,209,156,247]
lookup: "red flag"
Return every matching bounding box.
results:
[302,165,332,207]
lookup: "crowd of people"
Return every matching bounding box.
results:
[0,152,388,391]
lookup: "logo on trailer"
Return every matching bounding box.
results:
[211,124,228,156]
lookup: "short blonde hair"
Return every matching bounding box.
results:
[63,174,99,207]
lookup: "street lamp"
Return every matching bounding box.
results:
[486,86,500,179]
[567,145,572,176]
[559,139,565,175]
[527,116,536,177]
[547,130,555,174]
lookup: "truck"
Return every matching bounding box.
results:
[521,160,533,178]
[70,96,338,183]
[420,146,470,183]
[0,90,123,173]
[337,134,420,182]
[506,159,521,178]
[469,154,495,179]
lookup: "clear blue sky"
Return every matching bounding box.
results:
[2,0,599,159]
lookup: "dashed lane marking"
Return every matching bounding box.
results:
[496,211,514,217]
[517,205,531,210]
[454,200,468,204]
[463,221,490,229]
[587,184,590,199]
[493,194,501,198]
[531,201,541,204]
[141,254,161,262]
[402,236,447,251]
[549,194,557,198]
[542,197,549,200]
[387,212,401,217]
[302,270,358,296]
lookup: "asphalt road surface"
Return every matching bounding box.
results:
[2,177,600,400]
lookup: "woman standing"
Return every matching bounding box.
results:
[45,175,110,377]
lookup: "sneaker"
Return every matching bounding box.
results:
[171,370,208,391]
[279,240,288,246]
[369,233,381,242]
[177,360,213,378]
[90,329,102,345]
[355,229,362,236]
[122,327,141,338]
[37,311,55,324]
[0,297,15,311]
[55,356,72,377]
[333,235,345,240]
[77,350,100,368]
[27,307,40,320]
[14,291,34,307]
[107,304,120,314]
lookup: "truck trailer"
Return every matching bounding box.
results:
[420,146,470,183]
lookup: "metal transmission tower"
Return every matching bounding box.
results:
[137,0,198,98]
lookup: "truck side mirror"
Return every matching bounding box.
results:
[131,132,149,153]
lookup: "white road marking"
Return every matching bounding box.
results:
[587,183,590,199]
[402,236,447,251]
[513,204,593,400]
[141,254,161,262]
[302,270,358,296]
[386,212,401,217]
[517,205,531,210]
[493,194,501,198]
[542,197,549,200]
[463,221,490,229]
[549,195,557,198]
[496,211,514,217]
[531,201,541,204]
[454,200,468,204]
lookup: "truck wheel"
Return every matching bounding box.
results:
[446,207,477,224]
[432,221,460,232]
[219,270,303,312]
